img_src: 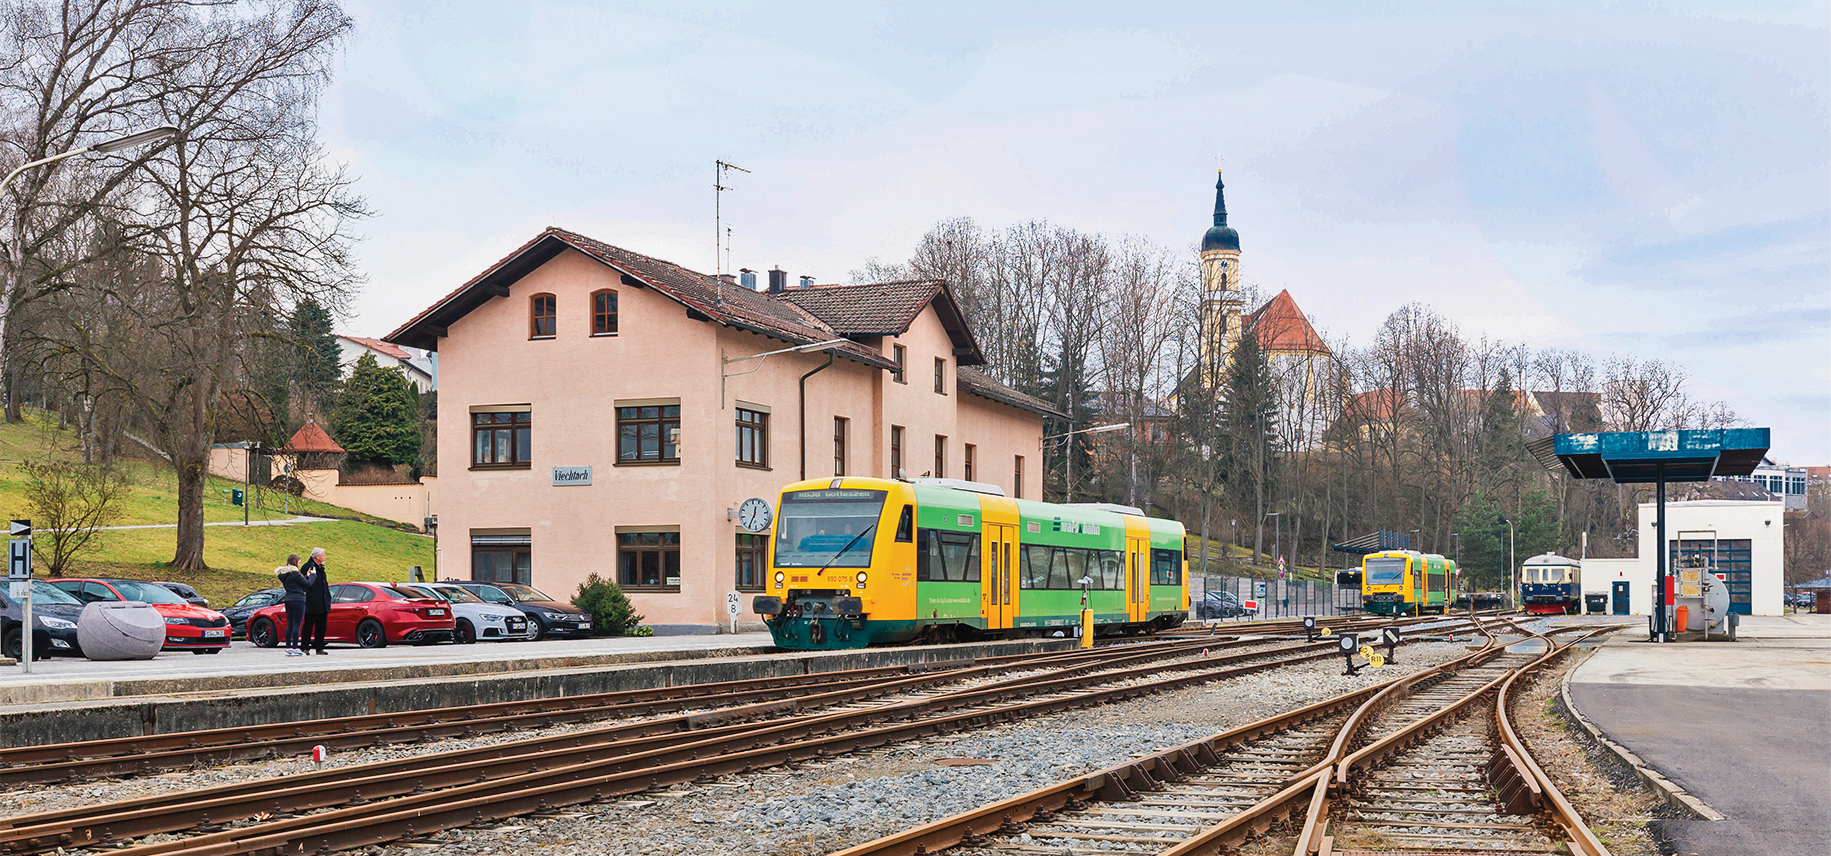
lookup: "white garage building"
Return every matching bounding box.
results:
[1582,499,1785,616]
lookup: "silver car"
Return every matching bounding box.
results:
[393,583,534,643]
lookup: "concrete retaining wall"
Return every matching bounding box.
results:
[0,639,1068,750]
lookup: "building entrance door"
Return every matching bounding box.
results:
[1612,581,1631,615]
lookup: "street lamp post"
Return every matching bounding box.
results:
[1265,511,1281,615]
[1041,422,1129,503]
[3,126,174,677]
[1497,515,1515,608]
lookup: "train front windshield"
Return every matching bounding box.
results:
[1365,557,1406,585]
[774,489,887,569]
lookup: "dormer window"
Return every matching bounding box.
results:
[530,294,556,338]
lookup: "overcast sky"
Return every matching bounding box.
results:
[320,1,1829,464]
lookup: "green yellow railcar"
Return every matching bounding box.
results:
[751,477,1189,650]
[1360,550,1456,615]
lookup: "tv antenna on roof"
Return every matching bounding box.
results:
[714,160,749,277]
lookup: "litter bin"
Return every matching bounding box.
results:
[1585,593,1607,614]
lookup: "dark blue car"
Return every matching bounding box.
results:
[1,580,87,659]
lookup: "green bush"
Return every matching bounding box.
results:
[572,573,644,636]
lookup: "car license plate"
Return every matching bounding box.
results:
[428,609,446,616]
[203,629,227,638]
[578,619,591,627]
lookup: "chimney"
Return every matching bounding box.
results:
[768,267,786,295]
[799,276,815,289]
[716,273,736,285]
[739,268,757,291]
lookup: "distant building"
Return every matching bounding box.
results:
[1714,457,1806,511]
[338,335,436,393]
[1581,499,1785,616]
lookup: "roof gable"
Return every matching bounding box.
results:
[1246,290,1330,355]
[285,419,344,453]
[383,228,894,371]
[778,280,985,365]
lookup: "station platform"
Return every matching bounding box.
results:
[1564,614,1831,856]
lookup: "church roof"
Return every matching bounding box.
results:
[1246,290,1330,355]
[285,419,344,453]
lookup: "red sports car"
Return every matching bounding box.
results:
[247,581,455,649]
[48,578,231,653]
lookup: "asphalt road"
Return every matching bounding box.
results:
[1568,616,1831,856]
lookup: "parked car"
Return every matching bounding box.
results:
[443,581,593,639]
[1795,591,1817,608]
[247,581,455,649]
[221,588,283,637]
[1195,591,1257,620]
[1,580,87,659]
[155,581,210,608]
[401,582,533,643]
[46,578,231,653]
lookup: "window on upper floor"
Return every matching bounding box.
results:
[530,294,556,338]
[934,357,946,394]
[617,402,680,464]
[592,290,618,336]
[1014,455,1024,499]
[892,344,907,384]
[736,408,768,468]
[934,435,946,478]
[472,410,532,468]
[833,417,849,476]
[964,444,976,481]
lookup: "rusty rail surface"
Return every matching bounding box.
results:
[1292,625,1617,856]
[827,616,1516,856]
[0,628,1435,855]
[0,633,1265,786]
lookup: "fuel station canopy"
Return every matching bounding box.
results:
[1534,428,1769,483]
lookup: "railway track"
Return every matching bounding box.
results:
[0,635,1275,786]
[0,620,1501,855]
[831,621,1618,856]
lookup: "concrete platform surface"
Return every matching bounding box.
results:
[1566,614,1831,856]
[0,632,777,705]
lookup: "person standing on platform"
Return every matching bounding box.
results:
[301,547,331,654]
[276,554,309,656]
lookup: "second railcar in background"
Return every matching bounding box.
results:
[1360,550,1455,615]
[752,477,1189,650]
[1520,552,1582,615]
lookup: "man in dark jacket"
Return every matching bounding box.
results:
[300,547,331,654]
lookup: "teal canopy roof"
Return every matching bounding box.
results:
[1536,428,1770,483]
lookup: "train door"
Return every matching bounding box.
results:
[983,522,1017,629]
[1127,534,1150,623]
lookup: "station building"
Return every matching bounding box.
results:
[1582,499,1786,616]
[385,228,1057,632]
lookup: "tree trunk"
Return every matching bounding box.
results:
[171,458,209,569]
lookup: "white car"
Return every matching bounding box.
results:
[394,583,534,643]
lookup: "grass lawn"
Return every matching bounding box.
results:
[0,409,436,608]
[67,520,435,607]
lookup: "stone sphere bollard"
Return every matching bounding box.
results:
[77,601,165,660]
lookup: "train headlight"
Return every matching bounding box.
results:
[774,571,785,587]
[856,572,868,583]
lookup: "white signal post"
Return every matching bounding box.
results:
[726,590,741,634]
[9,519,32,674]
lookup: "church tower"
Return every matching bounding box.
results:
[1198,170,1244,387]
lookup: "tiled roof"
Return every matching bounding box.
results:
[384,228,894,371]
[285,419,344,453]
[778,280,985,365]
[958,368,1064,419]
[1246,290,1330,355]
[340,335,412,362]
[1343,388,1402,423]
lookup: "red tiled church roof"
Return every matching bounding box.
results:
[1246,290,1330,355]
[285,419,345,453]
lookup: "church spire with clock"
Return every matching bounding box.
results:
[1198,169,1246,387]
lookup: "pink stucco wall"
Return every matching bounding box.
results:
[433,248,1045,631]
